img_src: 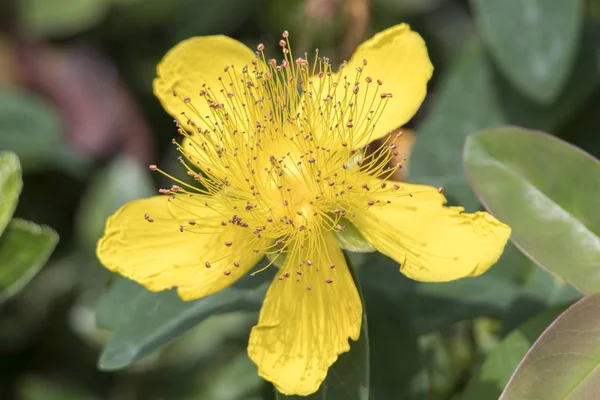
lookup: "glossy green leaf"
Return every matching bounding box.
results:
[409,24,600,211]
[0,88,87,174]
[470,0,584,104]
[97,276,270,370]
[464,127,600,293]
[461,307,565,400]
[333,218,375,253]
[500,292,600,399]
[0,219,59,302]
[276,258,370,400]
[0,151,22,234]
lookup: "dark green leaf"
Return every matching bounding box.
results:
[470,0,584,104]
[0,88,87,174]
[500,292,600,399]
[0,219,58,302]
[97,277,270,370]
[461,307,565,400]
[360,260,429,400]
[464,127,600,293]
[414,274,518,334]
[0,151,22,234]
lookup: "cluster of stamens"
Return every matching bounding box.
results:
[145,31,427,289]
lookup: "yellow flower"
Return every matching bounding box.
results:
[97,24,511,395]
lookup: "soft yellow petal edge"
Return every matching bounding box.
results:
[247,232,362,395]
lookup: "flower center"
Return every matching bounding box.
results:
[150,31,406,267]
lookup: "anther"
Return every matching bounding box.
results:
[282,30,289,38]
[326,279,333,284]
[279,40,286,47]
[225,241,233,247]
[438,187,444,194]
[149,165,157,171]
[306,286,312,290]
[367,200,375,206]
[205,262,211,268]
[329,264,335,269]
[234,262,240,267]
[189,220,196,225]
[224,270,231,276]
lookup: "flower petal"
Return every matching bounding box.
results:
[97,195,267,300]
[248,232,362,395]
[303,24,432,151]
[153,36,257,177]
[347,24,432,147]
[154,35,256,126]
[348,180,511,281]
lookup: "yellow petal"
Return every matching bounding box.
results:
[304,24,432,151]
[348,180,511,281]
[248,232,362,395]
[97,195,266,300]
[154,35,256,126]
[153,36,257,177]
[349,24,432,145]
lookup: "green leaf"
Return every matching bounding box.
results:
[414,275,519,334]
[470,0,584,104]
[0,151,22,234]
[0,88,87,174]
[97,276,270,370]
[359,258,428,400]
[0,219,58,302]
[76,154,155,252]
[19,0,110,38]
[464,127,600,293]
[275,258,370,400]
[500,292,600,399]
[500,266,583,335]
[333,218,375,253]
[409,24,600,210]
[461,307,565,400]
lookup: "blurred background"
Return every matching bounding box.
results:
[0,0,599,399]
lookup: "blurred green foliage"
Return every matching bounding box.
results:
[1,0,599,399]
